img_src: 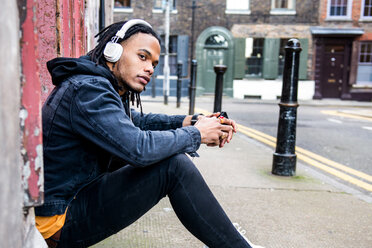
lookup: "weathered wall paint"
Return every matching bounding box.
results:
[37,0,58,102]
[5,0,96,246]
[57,0,86,58]
[20,0,44,207]
[20,0,88,207]
[86,0,100,51]
[19,0,88,208]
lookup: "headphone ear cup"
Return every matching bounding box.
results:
[103,42,123,63]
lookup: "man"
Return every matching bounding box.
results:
[35,19,263,248]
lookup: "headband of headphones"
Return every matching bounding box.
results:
[104,19,152,63]
[115,19,152,40]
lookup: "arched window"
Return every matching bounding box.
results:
[205,34,228,47]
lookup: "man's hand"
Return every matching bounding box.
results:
[217,116,237,148]
[194,115,237,148]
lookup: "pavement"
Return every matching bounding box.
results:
[91,97,372,248]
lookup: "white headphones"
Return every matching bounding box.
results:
[103,19,152,63]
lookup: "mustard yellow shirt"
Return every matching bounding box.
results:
[35,209,67,239]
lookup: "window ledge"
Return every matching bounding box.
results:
[270,9,296,15]
[152,9,178,14]
[325,16,352,21]
[114,7,133,13]
[352,84,372,89]
[155,75,178,80]
[359,17,372,22]
[225,10,251,15]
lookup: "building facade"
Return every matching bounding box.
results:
[113,0,371,101]
[311,0,372,101]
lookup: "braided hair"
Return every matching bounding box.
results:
[87,21,161,117]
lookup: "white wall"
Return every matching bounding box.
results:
[85,0,114,52]
[233,79,315,100]
[0,0,22,246]
[85,0,100,52]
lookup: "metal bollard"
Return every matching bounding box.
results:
[151,78,156,98]
[272,39,302,176]
[189,60,197,115]
[213,65,227,113]
[176,61,183,108]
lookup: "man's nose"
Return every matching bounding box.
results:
[145,63,154,75]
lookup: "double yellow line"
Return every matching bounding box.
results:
[195,107,372,192]
[321,110,372,122]
[237,125,372,192]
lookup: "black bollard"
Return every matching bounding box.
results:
[176,61,183,108]
[151,78,156,98]
[189,60,197,115]
[272,39,302,176]
[213,65,227,113]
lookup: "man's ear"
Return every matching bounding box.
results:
[106,61,115,71]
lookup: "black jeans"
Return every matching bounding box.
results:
[58,154,251,248]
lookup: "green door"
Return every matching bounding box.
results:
[203,48,227,92]
[196,27,234,97]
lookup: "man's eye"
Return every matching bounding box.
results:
[139,54,146,60]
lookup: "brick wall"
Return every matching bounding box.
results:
[352,0,362,22]
[113,0,319,39]
[113,0,319,73]
[231,24,312,38]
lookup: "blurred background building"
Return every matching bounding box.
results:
[113,0,372,101]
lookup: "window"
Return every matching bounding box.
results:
[330,0,347,16]
[327,0,352,19]
[245,38,264,77]
[270,0,296,15]
[275,0,290,8]
[114,0,130,8]
[226,0,250,14]
[114,0,133,12]
[205,34,228,47]
[356,42,372,85]
[158,35,178,75]
[361,0,372,19]
[153,0,177,11]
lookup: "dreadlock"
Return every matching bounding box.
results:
[87,21,161,117]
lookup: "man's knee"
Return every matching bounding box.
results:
[169,153,192,164]
[166,153,199,177]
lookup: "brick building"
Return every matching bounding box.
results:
[311,0,372,101]
[113,0,371,101]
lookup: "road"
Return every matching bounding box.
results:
[195,98,372,197]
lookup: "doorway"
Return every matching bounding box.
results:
[314,38,352,99]
[195,27,234,96]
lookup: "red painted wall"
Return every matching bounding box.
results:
[38,0,86,102]
[37,0,58,103]
[57,0,86,58]
[20,0,43,206]
[20,0,87,207]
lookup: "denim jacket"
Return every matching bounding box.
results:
[35,57,201,216]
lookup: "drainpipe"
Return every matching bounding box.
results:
[99,0,105,32]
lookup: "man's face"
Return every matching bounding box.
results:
[109,32,160,94]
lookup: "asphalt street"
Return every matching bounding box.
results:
[192,97,372,197]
